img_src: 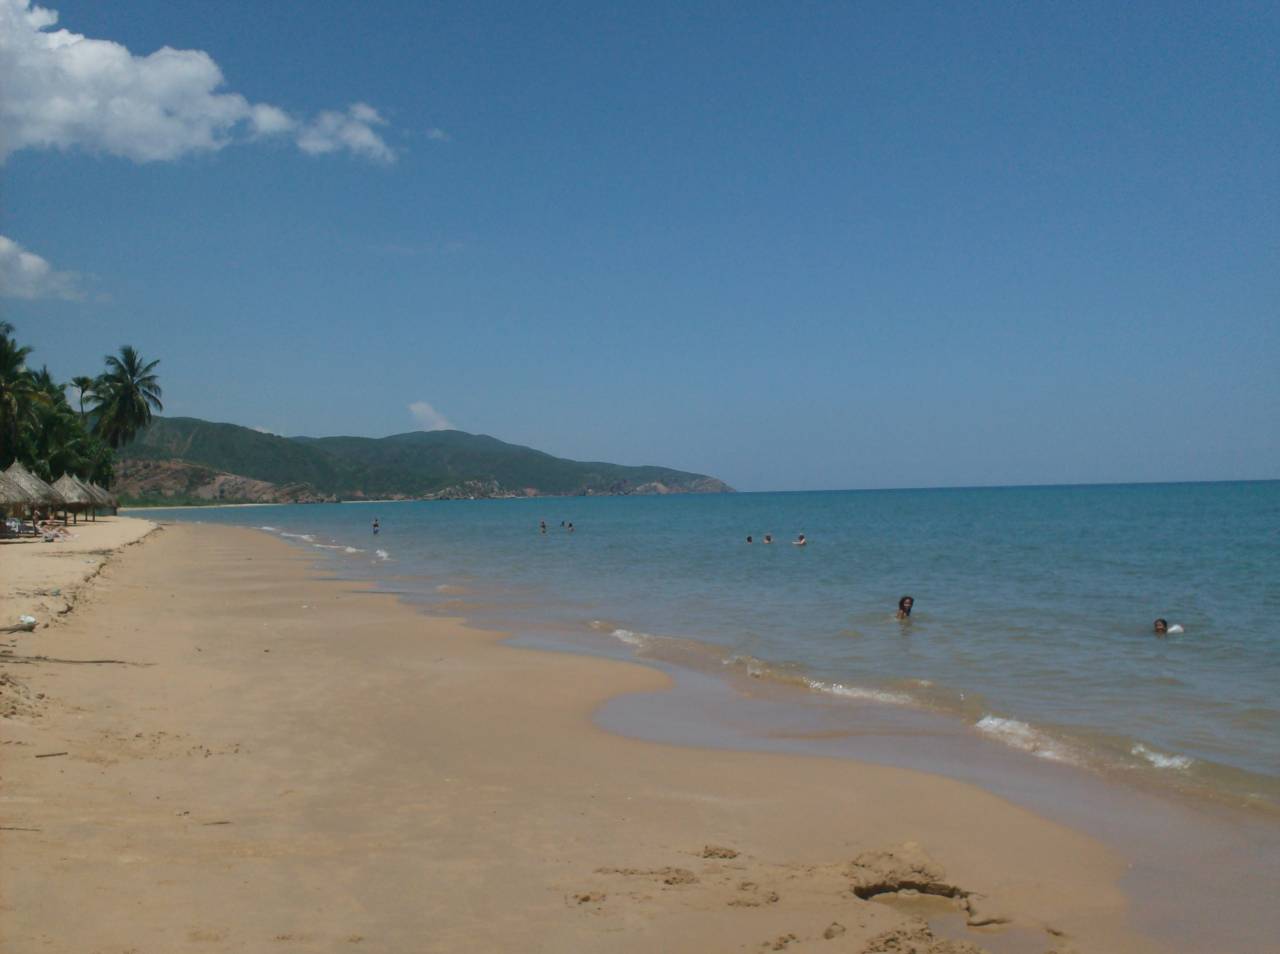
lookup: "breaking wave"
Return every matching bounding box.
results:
[1132,744,1194,770]
[975,715,1076,764]
[804,679,914,706]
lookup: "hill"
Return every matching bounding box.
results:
[116,417,732,504]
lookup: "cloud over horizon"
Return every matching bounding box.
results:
[408,401,453,431]
[0,0,394,163]
[0,234,83,300]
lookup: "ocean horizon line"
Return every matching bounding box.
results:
[739,476,1280,495]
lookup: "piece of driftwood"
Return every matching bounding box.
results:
[34,751,68,758]
[202,820,232,826]
[0,826,41,832]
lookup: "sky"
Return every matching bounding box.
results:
[2,0,1277,492]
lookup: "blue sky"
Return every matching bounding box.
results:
[2,0,1277,491]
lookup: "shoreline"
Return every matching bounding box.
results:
[234,520,1280,951]
[519,614,1280,818]
[127,492,1280,815]
[0,521,1170,953]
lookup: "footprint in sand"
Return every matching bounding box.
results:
[729,880,780,907]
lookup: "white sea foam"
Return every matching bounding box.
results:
[280,532,314,542]
[1131,744,1193,770]
[259,526,278,532]
[805,679,913,705]
[975,715,1074,763]
[375,549,390,561]
[312,543,343,550]
[343,547,364,554]
[610,628,649,648]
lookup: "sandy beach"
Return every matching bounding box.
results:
[1,522,1162,953]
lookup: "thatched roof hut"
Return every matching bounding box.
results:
[3,462,64,509]
[85,481,116,509]
[54,474,100,521]
[54,474,94,508]
[0,470,31,510]
[78,477,117,516]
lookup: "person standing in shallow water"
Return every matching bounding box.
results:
[372,518,380,535]
[896,596,914,620]
[539,520,547,534]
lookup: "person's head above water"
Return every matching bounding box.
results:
[1154,618,1169,635]
[746,535,753,544]
[897,595,914,618]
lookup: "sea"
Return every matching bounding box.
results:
[133,481,1280,813]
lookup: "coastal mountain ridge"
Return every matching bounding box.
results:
[116,417,733,504]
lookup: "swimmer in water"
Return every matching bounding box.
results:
[792,534,807,546]
[539,520,547,534]
[746,535,753,544]
[1154,618,1168,635]
[896,595,914,619]
[567,522,575,533]
[763,534,773,544]
[372,518,380,535]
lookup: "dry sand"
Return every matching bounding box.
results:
[0,523,1162,953]
[0,516,156,628]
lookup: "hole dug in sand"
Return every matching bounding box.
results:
[584,842,1062,954]
[847,842,1011,927]
[850,844,1061,954]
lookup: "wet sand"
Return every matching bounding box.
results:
[1,523,1163,952]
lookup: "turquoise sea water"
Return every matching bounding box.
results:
[135,481,1280,809]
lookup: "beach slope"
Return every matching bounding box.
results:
[0,525,1157,953]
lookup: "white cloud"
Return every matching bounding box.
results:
[425,127,451,142]
[408,401,453,431]
[0,0,393,163]
[0,234,83,300]
[296,103,393,162]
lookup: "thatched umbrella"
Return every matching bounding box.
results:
[3,462,65,520]
[53,474,94,523]
[0,471,32,519]
[78,477,116,517]
[85,481,117,515]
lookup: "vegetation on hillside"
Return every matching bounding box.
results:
[3,322,725,503]
[0,322,162,486]
[121,417,733,501]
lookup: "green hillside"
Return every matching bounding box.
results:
[121,417,732,499]
[121,418,362,490]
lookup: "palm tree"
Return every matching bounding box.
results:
[70,375,96,422]
[92,345,163,449]
[22,366,85,481]
[0,322,39,467]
